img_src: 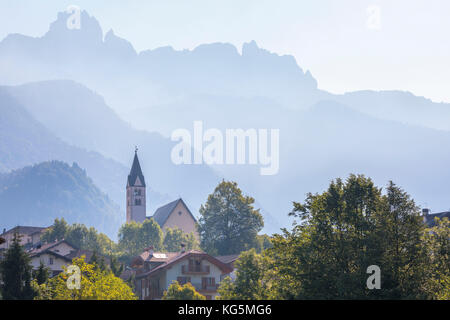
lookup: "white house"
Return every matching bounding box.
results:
[130,247,233,300]
[28,239,108,277]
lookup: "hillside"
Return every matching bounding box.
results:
[0,87,169,219]
[0,161,121,238]
[4,81,222,220]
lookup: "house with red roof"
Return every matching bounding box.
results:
[129,245,233,300]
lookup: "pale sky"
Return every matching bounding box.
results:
[1,0,449,102]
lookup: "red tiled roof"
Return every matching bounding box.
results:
[135,250,233,279]
[28,239,77,256]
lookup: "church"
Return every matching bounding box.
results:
[126,149,199,239]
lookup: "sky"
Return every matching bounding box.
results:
[0,0,449,103]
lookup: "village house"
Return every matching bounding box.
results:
[126,149,199,239]
[129,245,233,300]
[28,239,109,277]
[0,225,48,250]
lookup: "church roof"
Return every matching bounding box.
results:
[127,151,146,187]
[150,198,196,227]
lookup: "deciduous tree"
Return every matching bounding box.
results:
[162,281,205,300]
[198,180,263,255]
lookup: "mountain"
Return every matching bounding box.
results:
[337,90,450,132]
[3,81,224,221]
[0,10,326,119]
[0,161,120,238]
[0,87,169,224]
[1,10,450,231]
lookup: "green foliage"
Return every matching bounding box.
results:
[110,256,124,278]
[33,262,50,285]
[118,219,163,261]
[0,233,36,299]
[266,175,432,299]
[89,251,107,271]
[423,218,450,300]
[41,218,68,243]
[163,227,199,252]
[33,256,136,300]
[162,281,205,300]
[198,180,264,255]
[41,218,116,256]
[255,234,273,253]
[217,249,272,300]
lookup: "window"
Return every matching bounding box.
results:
[135,199,141,206]
[202,277,215,290]
[49,257,54,265]
[178,211,182,216]
[177,276,191,285]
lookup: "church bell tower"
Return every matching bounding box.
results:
[126,148,146,223]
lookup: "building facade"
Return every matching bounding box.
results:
[28,239,110,277]
[130,247,233,300]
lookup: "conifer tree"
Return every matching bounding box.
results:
[0,233,35,299]
[33,261,50,285]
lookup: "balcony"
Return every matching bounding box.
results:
[181,264,210,275]
[191,283,219,293]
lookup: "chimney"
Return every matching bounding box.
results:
[180,243,186,254]
[422,208,430,216]
[145,245,154,257]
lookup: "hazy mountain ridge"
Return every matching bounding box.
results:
[1,81,237,232]
[0,10,324,117]
[0,161,121,238]
[0,87,170,220]
[1,10,450,232]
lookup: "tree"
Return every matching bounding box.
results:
[198,180,264,255]
[374,181,429,299]
[33,256,136,300]
[163,227,198,252]
[255,234,273,253]
[89,251,107,271]
[118,219,163,260]
[41,218,68,243]
[267,175,432,299]
[423,218,450,300]
[33,261,49,285]
[0,233,35,299]
[41,219,116,256]
[217,249,272,300]
[162,281,205,300]
[110,256,124,278]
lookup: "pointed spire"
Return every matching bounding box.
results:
[127,147,146,187]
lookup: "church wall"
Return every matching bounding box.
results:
[162,201,199,240]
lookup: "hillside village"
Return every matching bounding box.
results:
[1,149,449,300]
[0,150,244,300]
